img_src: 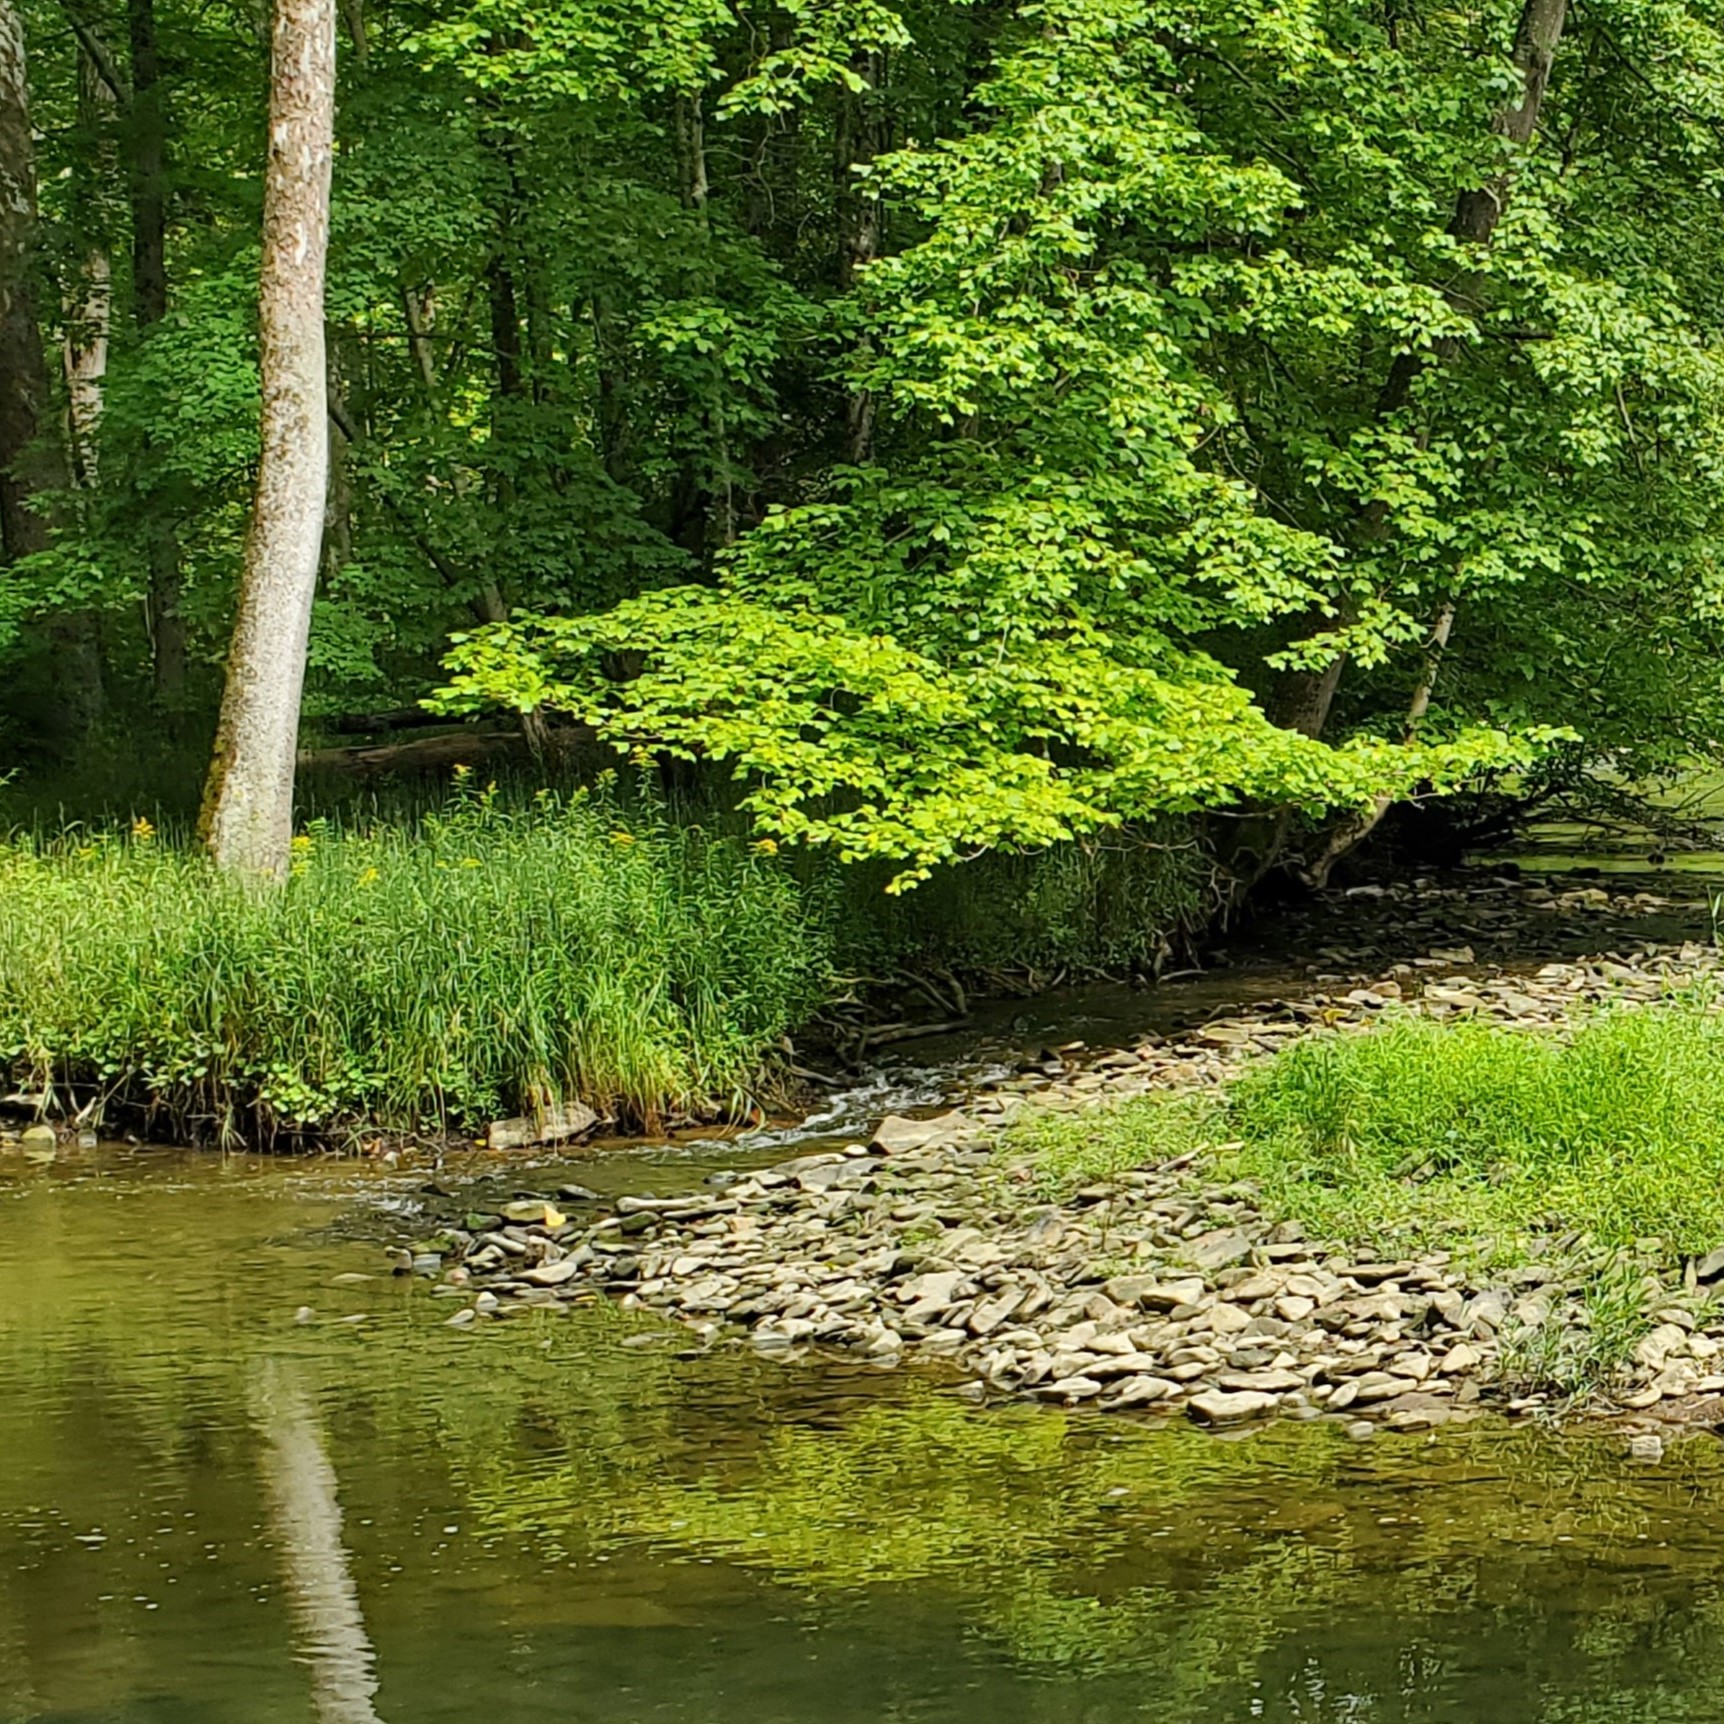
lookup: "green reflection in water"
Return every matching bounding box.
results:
[5,1147,1724,1724]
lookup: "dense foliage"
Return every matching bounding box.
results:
[5,0,1724,875]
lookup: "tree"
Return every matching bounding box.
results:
[0,0,52,567]
[199,0,334,878]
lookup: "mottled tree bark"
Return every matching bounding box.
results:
[200,0,334,879]
[128,0,187,702]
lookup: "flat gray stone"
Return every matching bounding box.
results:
[1187,1389,1279,1424]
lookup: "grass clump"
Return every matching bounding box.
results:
[1005,1095,1214,1201]
[0,783,826,1143]
[1222,1006,1724,1256]
[1495,1258,1650,1402]
[1005,1002,1724,1260]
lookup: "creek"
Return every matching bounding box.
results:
[7,860,1724,1723]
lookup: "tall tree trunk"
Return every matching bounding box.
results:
[0,0,50,567]
[64,48,114,488]
[835,51,884,464]
[200,0,334,879]
[322,339,352,584]
[1267,0,1569,742]
[672,88,735,549]
[1,0,104,742]
[128,0,187,703]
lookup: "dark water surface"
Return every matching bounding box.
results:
[6,1146,1724,1724]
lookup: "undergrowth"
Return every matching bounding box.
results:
[0,781,825,1142]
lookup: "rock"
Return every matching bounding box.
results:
[1382,1392,1453,1430]
[968,1291,1021,1336]
[1344,1263,1411,1286]
[616,1194,736,1220]
[1207,1301,1253,1337]
[1182,1229,1256,1272]
[1694,1248,1724,1284]
[1110,1276,1205,1311]
[1628,1433,1666,1463]
[1438,1342,1481,1376]
[486,1102,599,1152]
[872,1112,967,1154]
[1346,1420,1375,1441]
[445,1308,477,1328]
[18,1123,55,1153]
[521,1259,581,1287]
[898,1269,964,1308]
[501,1199,567,1227]
[1024,1214,1066,1250]
[292,1306,315,1325]
[1634,1324,1689,1371]
[1275,1295,1316,1323]
[1188,1389,1279,1425]
[1090,1352,1173,1380]
[1109,1374,1178,1406]
[1216,1368,1305,1394]
[1037,1375,1104,1402]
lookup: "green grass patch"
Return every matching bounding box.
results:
[0,784,826,1142]
[1006,1002,1724,1261]
[1005,1095,1215,1201]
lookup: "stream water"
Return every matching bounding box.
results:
[8,1141,1724,1724]
[11,861,1724,1722]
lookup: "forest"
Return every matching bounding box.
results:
[4,0,1724,1137]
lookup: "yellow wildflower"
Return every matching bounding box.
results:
[130,816,156,844]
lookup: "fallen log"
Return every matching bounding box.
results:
[296,726,595,777]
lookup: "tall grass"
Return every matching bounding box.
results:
[1223,1006,1724,1254]
[1005,1001,1724,1259]
[0,782,826,1142]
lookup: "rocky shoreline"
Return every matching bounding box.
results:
[416,874,1724,1441]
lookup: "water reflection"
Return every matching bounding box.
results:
[6,1150,1724,1722]
[252,1361,383,1724]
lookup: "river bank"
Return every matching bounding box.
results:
[415,869,1724,1438]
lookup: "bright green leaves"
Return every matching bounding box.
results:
[433,592,1539,887]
